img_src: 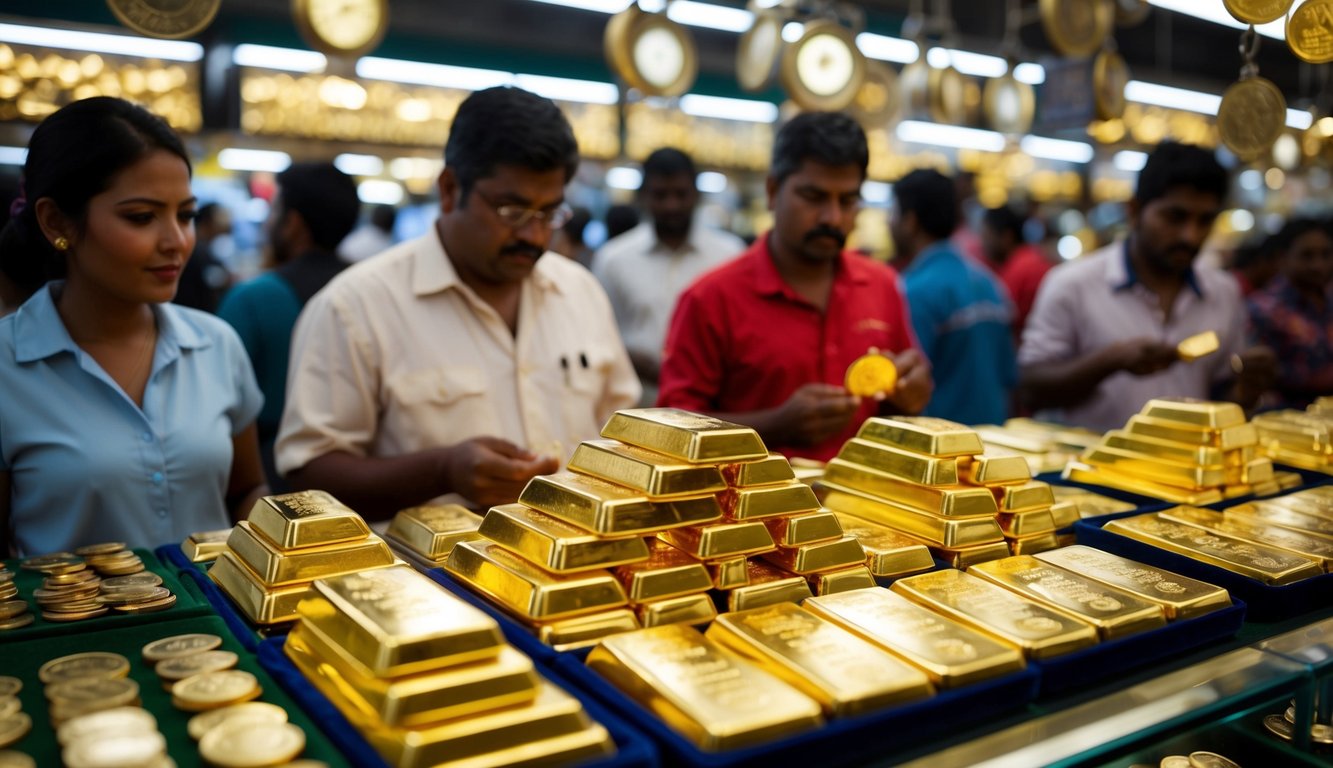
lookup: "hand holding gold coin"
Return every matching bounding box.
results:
[844,349,898,400]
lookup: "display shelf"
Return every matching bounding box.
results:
[1087,701,1329,768]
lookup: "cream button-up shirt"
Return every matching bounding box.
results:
[276,229,641,482]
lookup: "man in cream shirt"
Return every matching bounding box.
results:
[277,87,639,519]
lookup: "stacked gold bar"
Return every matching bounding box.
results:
[957,443,1076,556]
[974,418,1100,475]
[1063,397,1278,503]
[385,505,484,572]
[210,491,397,624]
[1252,408,1333,475]
[285,566,614,768]
[819,417,1009,568]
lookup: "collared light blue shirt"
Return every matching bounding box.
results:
[1,283,263,555]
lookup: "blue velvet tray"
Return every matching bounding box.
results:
[173,561,289,652]
[256,636,659,768]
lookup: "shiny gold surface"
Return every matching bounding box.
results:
[1176,330,1220,361]
[837,439,960,486]
[970,556,1166,639]
[806,565,877,595]
[763,510,844,547]
[973,426,1054,455]
[183,530,231,563]
[534,609,641,652]
[586,624,823,751]
[706,557,751,589]
[635,593,717,627]
[227,522,396,586]
[832,512,935,577]
[1081,446,1224,490]
[1125,415,1258,450]
[804,587,1025,688]
[519,472,722,535]
[246,491,371,550]
[1271,490,1333,519]
[719,483,821,520]
[599,408,769,463]
[856,416,984,457]
[726,561,814,612]
[1049,502,1080,529]
[444,540,627,620]
[892,570,1098,659]
[932,541,1016,569]
[821,485,1005,547]
[824,460,999,517]
[722,454,797,487]
[570,439,727,498]
[707,604,934,716]
[959,447,1032,486]
[207,552,309,625]
[612,540,713,601]
[1274,471,1305,490]
[997,509,1057,537]
[1034,545,1231,620]
[387,505,484,560]
[300,565,502,677]
[1253,410,1333,451]
[1102,430,1225,467]
[1224,502,1333,537]
[1104,513,1322,585]
[1050,487,1139,518]
[1008,532,1061,556]
[993,481,1058,513]
[478,504,651,573]
[1159,506,1333,571]
[762,536,867,575]
[657,521,776,559]
[1062,462,1225,505]
[1141,398,1246,428]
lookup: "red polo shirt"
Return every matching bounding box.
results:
[657,234,918,462]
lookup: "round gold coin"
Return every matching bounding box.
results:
[0,700,16,721]
[44,569,95,586]
[0,603,27,621]
[142,633,223,664]
[1218,76,1286,162]
[1040,0,1113,58]
[0,571,12,584]
[1312,722,1333,744]
[0,714,30,749]
[19,553,78,572]
[47,677,139,708]
[1159,757,1192,768]
[1287,0,1333,63]
[0,680,18,698]
[0,750,35,768]
[0,615,32,632]
[845,352,898,398]
[100,573,162,591]
[115,594,176,614]
[105,0,221,40]
[281,762,329,768]
[1265,712,1294,740]
[1188,752,1240,768]
[62,729,166,768]
[1286,704,1296,723]
[1224,0,1295,24]
[171,670,261,712]
[39,652,130,685]
[56,706,157,747]
[73,542,126,557]
[42,607,109,622]
[156,650,238,682]
[187,701,288,741]
[97,586,168,606]
[199,720,305,768]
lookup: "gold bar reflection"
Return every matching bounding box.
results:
[1062,462,1224,505]
[1049,487,1136,517]
[1104,513,1322,585]
[931,541,1013,569]
[1159,506,1333,571]
[444,540,627,620]
[1049,502,1080,529]
[1140,398,1246,429]
[820,485,1005,547]
[600,408,769,463]
[635,593,717,627]
[208,551,309,624]
[518,472,722,535]
[806,565,877,595]
[657,521,776,559]
[706,556,750,589]
[478,504,650,573]
[1008,532,1060,556]
[763,510,843,547]
[823,460,999,517]
[534,609,641,652]
[959,447,1032,486]
[570,440,727,498]
[837,439,960,486]
[831,512,935,577]
[388,505,484,561]
[227,522,396,586]
[1125,415,1258,450]
[184,529,231,563]
[726,561,814,612]
[1081,447,1224,490]
[613,539,713,601]
[719,483,821,520]
[993,481,1057,513]
[970,556,1166,639]
[997,508,1056,538]
[762,536,867,575]
[722,453,797,487]
[856,416,984,457]
[1102,430,1225,466]
[1034,545,1231,620]
[246,490,371,550]
[1226,501,1333,537]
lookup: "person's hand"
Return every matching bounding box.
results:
[442,437,559,508]
[775,383,860,447]
[883,348,932,415]
[1108,338,1178,376]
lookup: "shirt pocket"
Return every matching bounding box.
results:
[384,365,491,442]
[557,346,613,436]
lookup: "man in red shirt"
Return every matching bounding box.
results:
[980,205,1054,340]
[657,112,932,462]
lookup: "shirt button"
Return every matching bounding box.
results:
[157,509,168,518]
[141,432,153,443]
[151,471,164,485]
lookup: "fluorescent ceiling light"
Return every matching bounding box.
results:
[605,166,643,190]
[861,180,892,205]
[217,148,292,173]
[335,153,385,177]
[1126,80,1221,114]
[527,0,629,11]
[680,93,778,122]
[514,74,619,105]
[358,180,404,205]
[0,146,27,166]
[1020,135,1095,164]
[233,44,326,73]
[928,48,1005,78]
[897,120,1007,152]
[697,171,728,193]
[1114,150,1148,172]
[782,22,804,43]
[358,57,512,90]
[668,0,752,32]
[0,22,203,62]
[857,32,918,64]
[1146,0,1284,40]
[1286,109,1313,130]
[388,157,443,180]
[1014,63,1046,85]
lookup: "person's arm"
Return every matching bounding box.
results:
[705,384,860,449]
[1020,339,1178,408]
[226,422,268,523]
[0,470,11,557]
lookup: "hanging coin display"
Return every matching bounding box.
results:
[1040,0,1114,58]
[605,5,698,97]
[780,20,866,111]
[1224,0,1295,25]
[1286,0,1333,64]
[849,61,901,128]
[1114,0,1152,26]
[106,0,220,39]
[1092,48,1130,120]
[737,10,785,92]
[927,64,968,125]
[983,68,1035,134]
[1217,76,1287,161]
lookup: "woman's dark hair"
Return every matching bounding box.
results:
[0,97,190,298]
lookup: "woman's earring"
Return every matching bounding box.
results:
[53,237,69,251]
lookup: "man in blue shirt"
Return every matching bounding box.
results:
[891,169,1015,425]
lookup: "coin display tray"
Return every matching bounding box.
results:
[155,544,283,652]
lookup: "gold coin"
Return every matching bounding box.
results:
[0,616,32,631]
[100,573,162,591]
[1159,758,1192,768]
[1313,722,1333,744]
[0,700,16,720]
[0,714,30,749]
[44,568,95,585]
[115,594,176,614]
[1288,0,1333,63]
[19,553,80,571]
[171,670,261,712]
[55,706,157,746]
[42,607,109,622]
[0,603,27,621]
[200,720,305,768]
[73,542,126,557]
[1040,0,1113,58]
[156,650,238,682]
[1188,752,1240,768]
[281,762,329,768]
[1218,76,1286,162]
[1265,712,1294,740]
[845,352,898,398]
[187,702,288,741]
[1286,704,1296,723]
[62,730,166,768]
[97,586,168,605]
[0,751,35,768]
[106,0,221,40]
[0,681,17,698]
[142,633,223,664]
[1224,0,1295,24]
[38,652,130,685]
[47,677,139,708]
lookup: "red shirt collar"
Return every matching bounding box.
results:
[747,232,871,302]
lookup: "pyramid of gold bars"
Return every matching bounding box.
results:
[285,565,615,768]
[440,408,928,651]
[1250,396,1333,474]
[1063,398,1300,505]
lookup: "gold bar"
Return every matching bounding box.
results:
[570,440,727,498]
[763,510,843,547]
[1140,398,1246,429]
[386,538,445,573]
[1176,330,1219,361]
[970,556,1166,640]
[657,521,775,559]
[1125,415,1258,450]
[973,426,1055,455]
[289,625,536,726]
[706,556,750,589]
[444,540,627,621]
[997,508,1056,538]
[891,570,1098,659]
[599,408,769,463]
[1267,449,1333,473]
[931,541,1013,568]
[227,522,395,586]
[1102,430,1225,466]
[1104,513,1323,585]
[1062,462,1225,505]
[534,609,641,652]
[1272,491,1333,519]
[208,551,309,624]
[791,463,826,486]
[518,472,722,535]
[1082,446,1224,490]
[586,624,823,751]
[856,416,984,457]
[722,454,797,487]
[478,504,650,573]
[761,536,867,575]
[806,565,877,595]
[1224,503,1333,538]
[635,593,717,627]
[837,439,960,485]
[612,539,713,601]
[1034,545,1231,620]
[831,512,935,577]
[823,460,1000,518]
[300,565,503,677]
[959,448,1033,486]
[1048,501,1080,529]
[1253,411,1333,450]
[820,485,1005,547]
[387,505,484,561]
[719,482,821,520]
[1220,484,1252,500]
[707,604,934,717]
[1159,506,1333,571]
[1251,480,1281,497]
[1007,532,1060,556]
[183,530,231,563]
[246,490,371,550]
[726,561,814,612]
[1242,458,1275,485]
[1049,487,1136,518]
[1274,471,1304,490]
[804,587,1025,688]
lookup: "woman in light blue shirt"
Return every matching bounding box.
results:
[0,97,266,556]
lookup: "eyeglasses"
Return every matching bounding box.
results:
[479,195,574,231]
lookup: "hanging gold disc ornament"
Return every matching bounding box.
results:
[604,4,698,97]
[1286,0,1333,64]
[1219,27,1287,162]
[737,10,785,92]
[983,66,1035,134]
[1092,47,1130,120]
[1040,0,1114,58]
[780,20,866,111]
[849,61,901,128]
[1113,0,1151,26]
[106,0,220,39]
[1224,0,1295,25]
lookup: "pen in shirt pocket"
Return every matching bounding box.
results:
[559,353,590,386]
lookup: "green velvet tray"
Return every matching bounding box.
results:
[0,614,350,767]
[0,548,211,642]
